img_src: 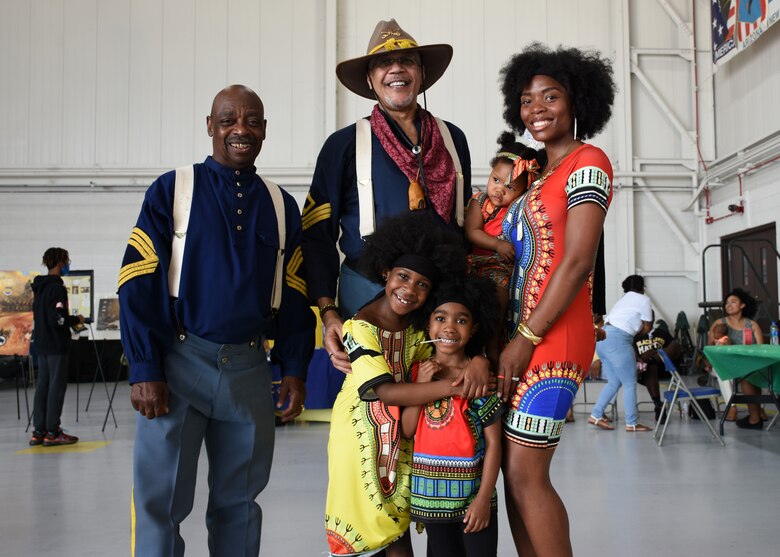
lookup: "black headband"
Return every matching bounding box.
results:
[392,254,439,283]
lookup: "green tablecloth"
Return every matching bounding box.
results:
[704,344,780,391]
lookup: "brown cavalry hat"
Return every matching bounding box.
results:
[336,19,453,100]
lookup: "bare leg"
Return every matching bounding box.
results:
[741,382,763,424]
[502,438,572,557]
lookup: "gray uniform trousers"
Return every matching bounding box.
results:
[132,332,275,557]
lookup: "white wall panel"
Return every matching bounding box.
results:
[28,0,65,166]
[0,2,31,165]
[62,0,99,166]
[714,24,780,157]
[95,0,131,165]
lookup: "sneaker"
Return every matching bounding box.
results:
[43,429,79,446]
[29,431,45,446]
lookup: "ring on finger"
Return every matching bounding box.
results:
[511,376,521,382]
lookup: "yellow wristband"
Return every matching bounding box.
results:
[516,322,543,346]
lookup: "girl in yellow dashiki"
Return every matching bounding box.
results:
[325,213,489,557]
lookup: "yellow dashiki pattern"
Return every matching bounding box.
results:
[325,319,431,556]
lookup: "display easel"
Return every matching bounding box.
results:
[78,323,117,428]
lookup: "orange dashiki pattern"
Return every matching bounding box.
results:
[502,144,613,448]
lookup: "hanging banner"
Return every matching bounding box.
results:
[712,0,738,65]
[736,0,768,50]
[769,0,780,28]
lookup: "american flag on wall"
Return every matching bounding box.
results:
[736,0,768,49]
[712,0,737,64]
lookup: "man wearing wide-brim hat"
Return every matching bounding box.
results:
[302,18,472,370]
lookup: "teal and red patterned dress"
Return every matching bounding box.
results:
[409,369,503,523]
[502,143,613,448]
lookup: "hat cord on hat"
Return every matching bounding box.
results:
[369,38,418,55]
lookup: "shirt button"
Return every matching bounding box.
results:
[221,356,228,363]
[249,340,256,347]
[237,209,243,215]
[237,182,242,187]
[234,170,240,176]
[237,192,243,198]
[236,225,243,231]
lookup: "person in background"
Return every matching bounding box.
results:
[302,19,474,386]
[118,85,314,556]
[589,274,653,432]
[634,317,682,421]
[707,288,766,429]
[497,43,616,557]
[29,247,84,446]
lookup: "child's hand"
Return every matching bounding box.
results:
[417,359,441,383]
[495,239,515,261]
[463,495,491,533]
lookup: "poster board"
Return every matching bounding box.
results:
[62,270,94,324]
[0,271,34,356]
[97,297,120,331]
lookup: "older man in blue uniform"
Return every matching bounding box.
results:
[301,19,471,373]
[118,84,314,557]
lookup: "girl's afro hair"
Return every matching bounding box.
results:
[490,131,546,168]
[500,42,616,140]
[359,212,468,329]
[427,275,501,357]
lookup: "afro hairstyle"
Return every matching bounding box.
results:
[724,287,758,319]
[499,42,616,140]
[426,275,501,357]
[358,212,468,328]
[490,131,547,169]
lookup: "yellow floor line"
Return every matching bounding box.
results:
[16,440,111,455]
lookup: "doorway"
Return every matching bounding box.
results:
[721,223,778,335]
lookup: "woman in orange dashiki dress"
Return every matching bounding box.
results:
[497,43,617,557]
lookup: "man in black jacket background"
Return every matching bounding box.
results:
[29,247,84,446]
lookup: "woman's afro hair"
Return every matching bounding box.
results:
[500,42,617,140]
[724,287,758,319]
[490,131,546,168]
[427,276,501,357]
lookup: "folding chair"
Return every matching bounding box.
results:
[653,348,724,447]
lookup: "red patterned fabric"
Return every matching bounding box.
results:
[370,104,456,223]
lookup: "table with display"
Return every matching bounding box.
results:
[703,344,780,434]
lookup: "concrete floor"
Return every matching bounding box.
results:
[1,378,778,557]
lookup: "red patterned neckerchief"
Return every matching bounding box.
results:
[370,104,456,223]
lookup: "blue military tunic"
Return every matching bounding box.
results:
[118,155,314,384]
[301,114,471,303]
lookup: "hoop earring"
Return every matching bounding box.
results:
[573,116,578,140]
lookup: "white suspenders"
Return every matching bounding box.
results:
[169,166,286,313]
[354,116,464,238]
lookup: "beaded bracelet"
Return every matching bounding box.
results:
[516,322,543,345]
[318,303,339,319]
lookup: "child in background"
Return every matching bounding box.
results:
[465,132,541,366]
[325,213,490,557]
[711,322,731,345]
[402,277,504,557]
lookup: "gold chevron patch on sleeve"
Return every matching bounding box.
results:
[302,203,331,231]
[118,227,159,288]
[285,246,308,297]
